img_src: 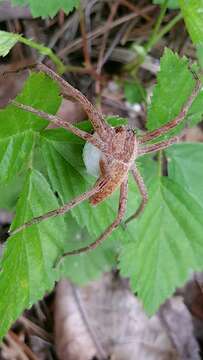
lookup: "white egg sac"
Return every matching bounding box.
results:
[83,141,102,178]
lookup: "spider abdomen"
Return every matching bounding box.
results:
[90,161,128,205]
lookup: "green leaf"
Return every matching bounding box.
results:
[147,48,195,136]
[124,81,146,104]
[119,176,203,315]
[15,72,62,125]
[59,216,117,285]
[0,165,118,337]
[179,0,203,44]
[166,143,203,204]
[186,88,203,126]
[9,0,80,17]
[0,176,23,210]
[0,31,65,72]
[0,72,61,182]
[197,43,203,69]
[0,72,61,134]
[153,0,179,9]
[106,116,128,128]
[0,130,34,183]
[0,31,18,57]
[0,169,66,338]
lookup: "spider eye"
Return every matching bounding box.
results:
[115,126,124,133]
[127,128,136,135]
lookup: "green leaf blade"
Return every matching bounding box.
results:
[0,169,66,338]
[179,0,203,44]
[147,48,195,136]
[0,131,34,183]
[119,177,203,315]
[59,216,117,285]
[154,0,179,9]
[15,71,62,129]
[0,31,18,57]
[166,143,203,205]
[0,71,61,137]
[186,88,203,126]
[124,81,146,104]
[10,0,80,17]
[0,72,61,182]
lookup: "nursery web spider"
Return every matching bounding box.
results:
[10,64,201,261]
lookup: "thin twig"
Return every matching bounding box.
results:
[121,0,152,21]
[96,0,121,97]
[101,22,129,68]
[58,5,155,58]
[19,315,53,342]
[85,0,107,54]
[97,0,121,74]
[79,6,92,68]
[8,331,39,360]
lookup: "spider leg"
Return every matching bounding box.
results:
[10,176,110,236]
[125,166,148,225]
[138,135,179,155]
[55,178,128,265]
[140,80,202,144]
[11,100,106,151]
[36,64,110,141]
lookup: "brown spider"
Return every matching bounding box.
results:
[10,64,201,262]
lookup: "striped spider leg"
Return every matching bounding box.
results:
[9,64,201,263]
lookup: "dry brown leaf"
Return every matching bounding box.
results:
[0,0,31,21]
[55,273,199,360]
[57,99,85,124]
[159,298,200,360]
[183,126,203,142]
[0,69,27,108]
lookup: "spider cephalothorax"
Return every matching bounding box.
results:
[9,63,201,263]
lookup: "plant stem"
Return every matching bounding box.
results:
[15,34,66,74]
[125,11,182,74]
[145,0,168,53]
[146,12,183,52]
